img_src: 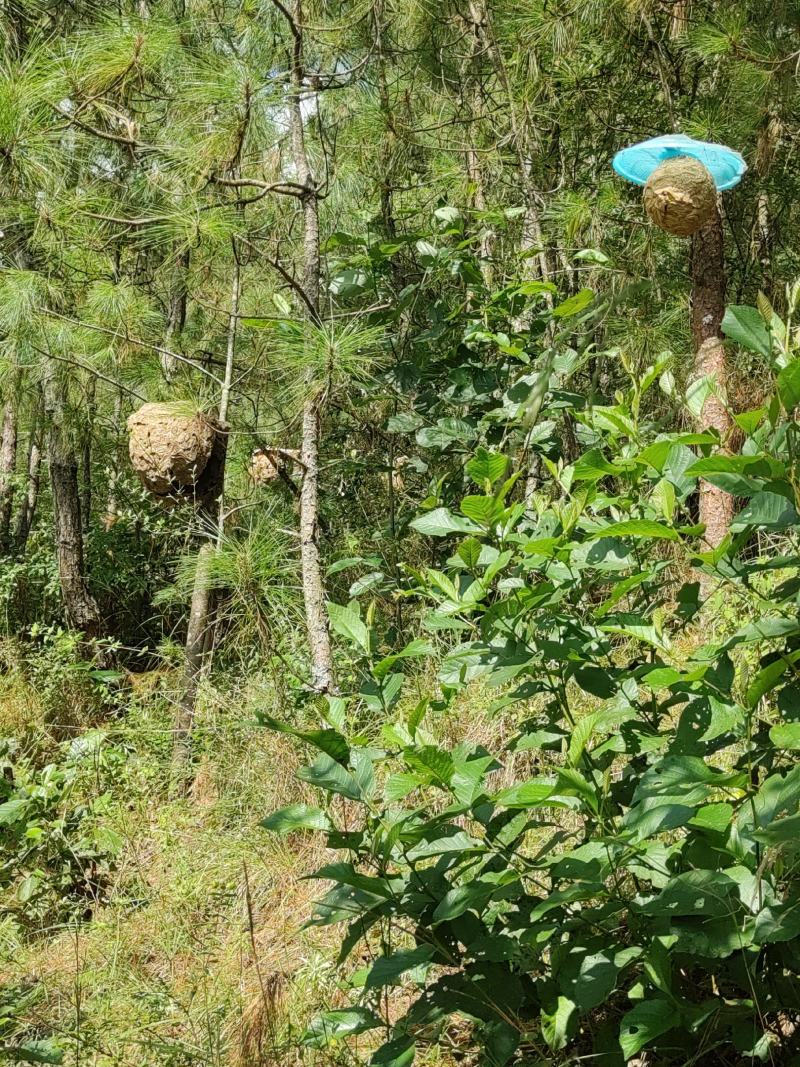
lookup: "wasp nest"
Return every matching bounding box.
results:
[643,156,717,237]
[128,403,225,501]
[248,447,302,486]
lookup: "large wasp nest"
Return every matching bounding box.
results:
[643,156,717,237]
[128,402,226,504]
[248,447,302,486]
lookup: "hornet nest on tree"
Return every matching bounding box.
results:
[248,446,303,486]
[127,402,227,505]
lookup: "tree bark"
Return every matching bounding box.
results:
[81,376,95,536]
[171,252,236,781]
[171,540,214,774]
[0,398,18,554]
[42,364,104,638]
[690,206,734,549]
[287,0,336,694]
[14,398,42,552]
[161,247,190,381]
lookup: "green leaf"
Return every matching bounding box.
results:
[404,745,454,786]
[0,797,28,825]
[467,448,508,485]
[722,305,771,357]
[639,869,739,916]
[541,995,576,1051]
[752,812,800,850]
[460,495,505,527]
[410,508,481,537]
[770,722,800,750]
[432,882,495,924]
[457,537,482,569]
[260,715,350,765]
[552,288,593,318]
[327,601,371,652]
[302,1007,382,1048]
[482,1020,519,1066]
[370,1036,416,1067]
[588,519,679,541]
[619,999,679,1059]
[262,804,331,834]
[778,360,800,411]
[734,490,800,530]
[572,448,621,482]
[365,946,435,988]
[494,778,572,809]
[7,1041,65,1064]
[746,649,800,707]
[298,756,363,801]
[686,455,777,496]
[372,639,435,680]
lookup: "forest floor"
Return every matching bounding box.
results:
[1,592,742,1066]
[2,660,349,1067]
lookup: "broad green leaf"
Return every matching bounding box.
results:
[721,305,771,357]
[731,491,799,532]
[8,1041,65,1065]
[365,946,435,988]
[432,881,496,924]
[541,995,577,1051]
[639,869,739,916]
[410,508,481,537]
[619,999,679,1059]
[589,519,678,541]
[482,1020,519,1066]
[457,537,482,569]
[460,495,505,527]
[262,804,331,834]
[746,649,800,707]
[298,756,363,801]
[752,812,800,850]
[778,360,800,411]
[467,448,508,485]
[302,1007,382,1048]
[572,448,620,482]
[404,745,454,786]
[372,639,435,680]
[260,715,350,765]
[552,288,593,318]
[370,1036,416,1067]
[769,722,800,750]
[327,601,371,652]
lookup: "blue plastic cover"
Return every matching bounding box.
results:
[613,134,746,191]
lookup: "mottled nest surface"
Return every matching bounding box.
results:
[128,403,223,500]
[643,156,717,237]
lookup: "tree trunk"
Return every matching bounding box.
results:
[288,0,336,694]
[171,540,214,775]
[170,252,236,782]
[300,391,335,692]
[14,401,42,553]
[0,398,18,554]
[690,206,733,549]
[161,248,190,381]
[81,376,95,536]
[42,364,103,638]
[104,388,123,530]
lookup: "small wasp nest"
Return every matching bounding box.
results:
[127,403,222,499]
[248,447,302,486]
[643,156,717,237]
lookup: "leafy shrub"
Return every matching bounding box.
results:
[264,294,800,1064]
[0,732,124,931]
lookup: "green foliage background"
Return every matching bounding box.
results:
[1,0,800,1064]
